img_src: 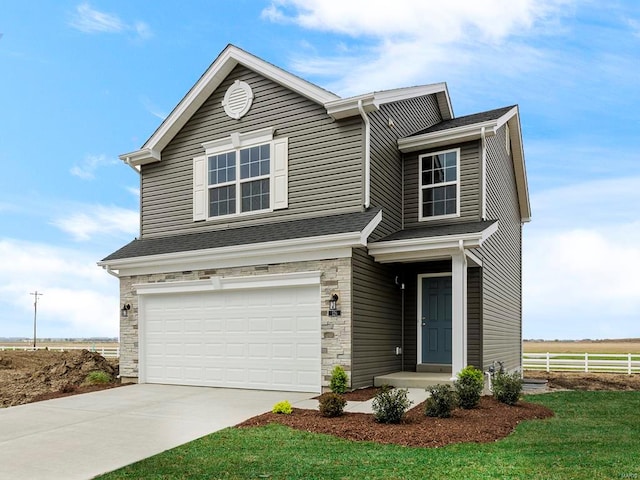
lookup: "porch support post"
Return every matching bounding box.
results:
[451,251,468,378]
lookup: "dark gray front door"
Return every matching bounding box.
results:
[421,276,452,364]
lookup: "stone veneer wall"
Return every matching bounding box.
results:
[118,257,352,389]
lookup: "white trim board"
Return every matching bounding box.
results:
[135,271,322,295]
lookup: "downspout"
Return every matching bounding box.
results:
[357,99,371,209]
[480,127,487,220]
[101,265,119,278]
[459,240,468,369]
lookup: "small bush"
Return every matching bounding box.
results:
[319,392,347,418]
[493,371,523,405]
[424,384,457,418]
[455,365,485,409]
[372,388,412,424]
[85,370,111,385]
[329,365,349,394]
[272,400,293,415]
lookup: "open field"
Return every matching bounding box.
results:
[524,339,640,354]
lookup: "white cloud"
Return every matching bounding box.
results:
[70,153,118,180]
[69,3,152,40]
[0,239,119,338]
[52,205,138,241]
[263,0,573,94]
[523,176,640,339]
[140,95,168,120]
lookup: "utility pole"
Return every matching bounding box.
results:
[30,291,43,349]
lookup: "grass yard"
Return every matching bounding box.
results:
[97,391,640,480]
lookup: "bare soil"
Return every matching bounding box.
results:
[0,349,120,407]
[525,371,640,391]
[238,396,554,448]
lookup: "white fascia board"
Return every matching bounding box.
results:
[505,108,531,222]
[372,83,448,106]
[398,121,499,153]
[100,232,363,277]
[119,148,161,167]
[325,94,376,120]
[135,271,322,295]
[324,83,450,120]
[367,222,498,264]
[101,211,382,277]
[137,45,339,155]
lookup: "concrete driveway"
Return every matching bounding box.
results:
[0,384,314,480]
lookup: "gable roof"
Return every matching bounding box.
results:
[398,105,530,222]
[120,44,453,167]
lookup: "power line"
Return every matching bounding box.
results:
[29,291,43,349]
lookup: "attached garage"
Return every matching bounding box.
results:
[136,272,322,393]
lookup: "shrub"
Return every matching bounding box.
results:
[329,365,349,394]
[424,384,457,418]
[455,365,485,409]
[493,371,523,405]
[319,392,347,417]
[372,388,412,424]
[84,370,111,385]
[272,400,293,415]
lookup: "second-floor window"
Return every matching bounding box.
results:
[208,144,271,217]
[419,148,460,220]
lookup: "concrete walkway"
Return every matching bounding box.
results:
[0,384,314,480]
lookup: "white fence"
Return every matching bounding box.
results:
[0,345,120,358]
[523,352,640,374]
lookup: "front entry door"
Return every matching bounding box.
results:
[420,276,452,364]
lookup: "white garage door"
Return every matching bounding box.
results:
[140,284,321,392]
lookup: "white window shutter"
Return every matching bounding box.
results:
[193,155,207,221]
[272,137,288,210]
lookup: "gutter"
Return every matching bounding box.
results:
[480,126,487,220]
[357,99,371,209]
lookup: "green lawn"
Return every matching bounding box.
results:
[98,391,640,480]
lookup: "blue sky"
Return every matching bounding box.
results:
[1,1,639,340]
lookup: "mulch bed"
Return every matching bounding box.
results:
[237,396,554,448]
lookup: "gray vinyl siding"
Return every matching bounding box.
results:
[467,266,483,369]
[368,96,442,240]
[351,248,402,388]
[141,65,364,239]
[480,125,523,371]
[403,141,481,229]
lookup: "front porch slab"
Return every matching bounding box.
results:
[374,372,453,389]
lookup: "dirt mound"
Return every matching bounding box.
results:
[525,371,640,391]
[0,350,119,408]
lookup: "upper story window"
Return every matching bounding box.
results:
[419,148,460,220]
[208,144,270,217]
[192,127,288,222]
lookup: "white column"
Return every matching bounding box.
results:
[451,252,468,378]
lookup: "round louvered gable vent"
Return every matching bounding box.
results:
[222,80,254,119]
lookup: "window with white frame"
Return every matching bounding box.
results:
[419,148,459,219]
[208,144,271,216]
[192,128,288,221]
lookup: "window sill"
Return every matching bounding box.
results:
[418,213,460,222]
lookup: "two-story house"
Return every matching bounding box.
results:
[99,44,530,393]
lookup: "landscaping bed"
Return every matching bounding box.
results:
[238,396,553,448]
[0,349,120,407]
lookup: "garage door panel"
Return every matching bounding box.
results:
[141,285,320,392]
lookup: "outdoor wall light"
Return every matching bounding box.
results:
[329,294,339,311]
[121,303,131,318]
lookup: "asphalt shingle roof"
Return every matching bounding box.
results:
[101,208,381,262]
[411,106,515,136]
[372,220,497,243]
